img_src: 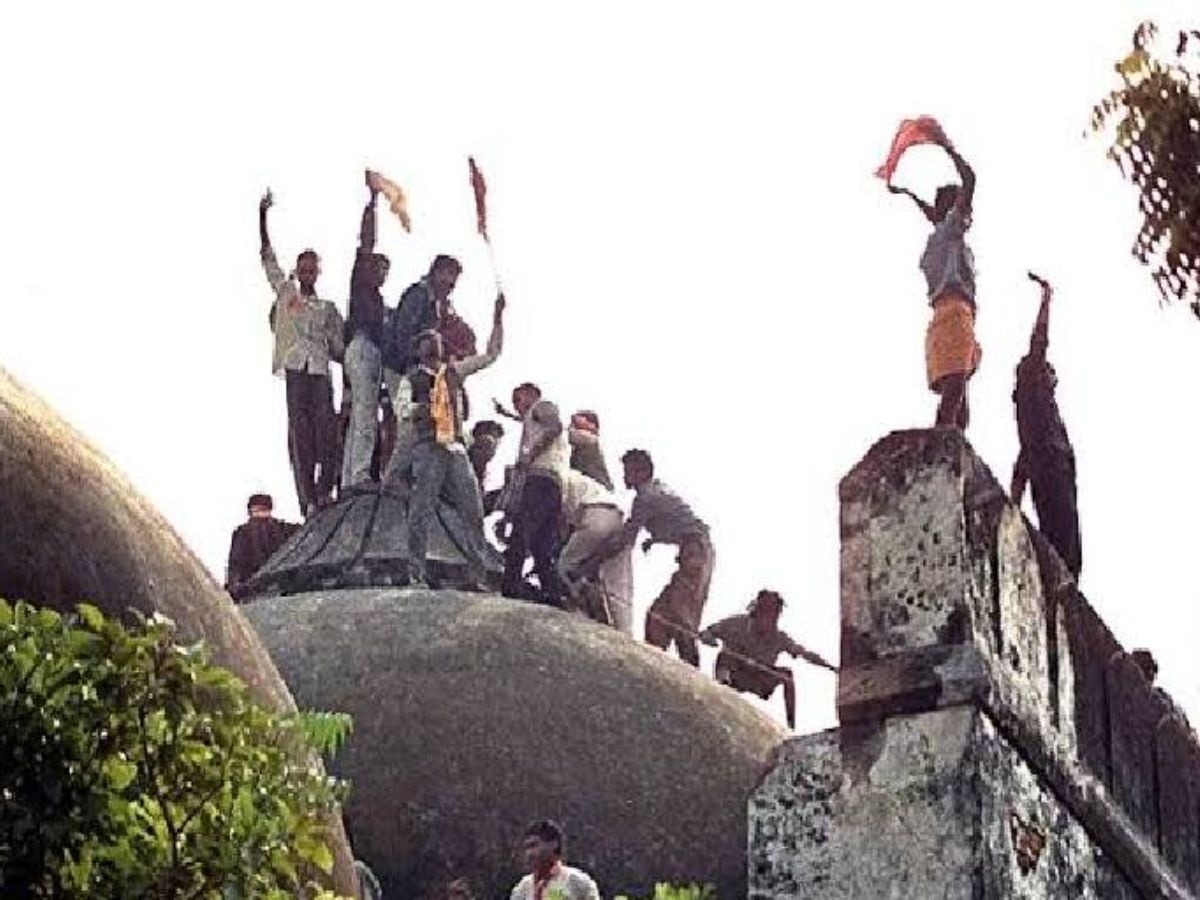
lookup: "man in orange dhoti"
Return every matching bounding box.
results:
[884,126,979,429]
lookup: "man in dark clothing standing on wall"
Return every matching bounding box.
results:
[1011,273,1081,578]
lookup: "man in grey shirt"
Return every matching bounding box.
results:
[596,448,714,667]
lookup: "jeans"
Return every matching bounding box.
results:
[342,334,382,489]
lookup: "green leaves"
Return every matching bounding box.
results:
[615,884,718,900]
[0,599,353,899]
[1093,20,1200,318]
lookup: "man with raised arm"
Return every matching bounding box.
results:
[1011,273,1082,578]
[342,173,392,492]
[258,190,345,516]
[700,589,836,730]
[885,122,980,429]
[395,294,505,588]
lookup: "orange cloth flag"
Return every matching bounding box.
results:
[875,116,947,182]
[366,169,412,232]
[468,156,489,240]
[430,365,458,445]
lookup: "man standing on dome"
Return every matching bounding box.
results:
[395,294,505,588]
[342,173,392,492]
[258,190,344,516]
[501,383,570,607]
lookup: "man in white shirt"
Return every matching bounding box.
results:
[501,383,570,607]
[558,468,633,633]
[258,190,345,516]
[510,820,600,900]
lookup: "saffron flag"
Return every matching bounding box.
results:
[367,169,412,233]
[875,116,947,182]
[468,156,488,240]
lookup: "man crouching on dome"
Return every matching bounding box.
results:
[700,589,836,730]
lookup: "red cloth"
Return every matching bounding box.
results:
[469,156,489,239]
[875,116,946,182]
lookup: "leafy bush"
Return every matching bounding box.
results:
[615,883,717,900]
[0,599,351,898]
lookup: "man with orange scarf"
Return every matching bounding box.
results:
[881,119,979,429]
[395,294,505,588]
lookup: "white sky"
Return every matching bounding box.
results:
[2,1,1197,735]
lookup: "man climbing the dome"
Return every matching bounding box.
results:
[700,589,836,730]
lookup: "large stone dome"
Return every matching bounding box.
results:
[0,368,358,895]
[244,588,786,898]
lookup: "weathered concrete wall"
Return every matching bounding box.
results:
[749,707,1137,899]
[752,430,1198,899]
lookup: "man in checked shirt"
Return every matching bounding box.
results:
[258,189,345,517]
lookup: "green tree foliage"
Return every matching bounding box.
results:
[0,599,351,899]
[1092,21,1200,317]
[615,883,717,900]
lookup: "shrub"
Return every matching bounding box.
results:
[0,599,351,898]
[615,883,717,900]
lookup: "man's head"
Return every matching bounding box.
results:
[470,420,505,464]
[512,382,542,417]
[247,493,273,520]
[519,819,563,875]
[369,253,391,290]
[415,330,444,367]
[295,250,321,294]
[749,589,785,630]
[932,185,960,223]
[429,254,462,301]
[571,410,600,434]
[1132,649,1159,685]
[620,448,654,490]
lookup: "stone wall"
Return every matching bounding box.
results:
[750,430,1199,898]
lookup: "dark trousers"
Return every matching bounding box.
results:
[502,472,566,606]
[285,370,336,511]
[1031,465,1082,578]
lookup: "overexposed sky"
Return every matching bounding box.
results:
[2,1,1197,734]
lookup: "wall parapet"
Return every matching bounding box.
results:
[751,429,1198,898]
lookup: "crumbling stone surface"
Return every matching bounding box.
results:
[766,429,1200,899]
[750,706,1137,899]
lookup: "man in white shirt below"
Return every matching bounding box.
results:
[700,589,837,729]
[557,468,633,633]
[502,383,569,607]
[510,820,600,900]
